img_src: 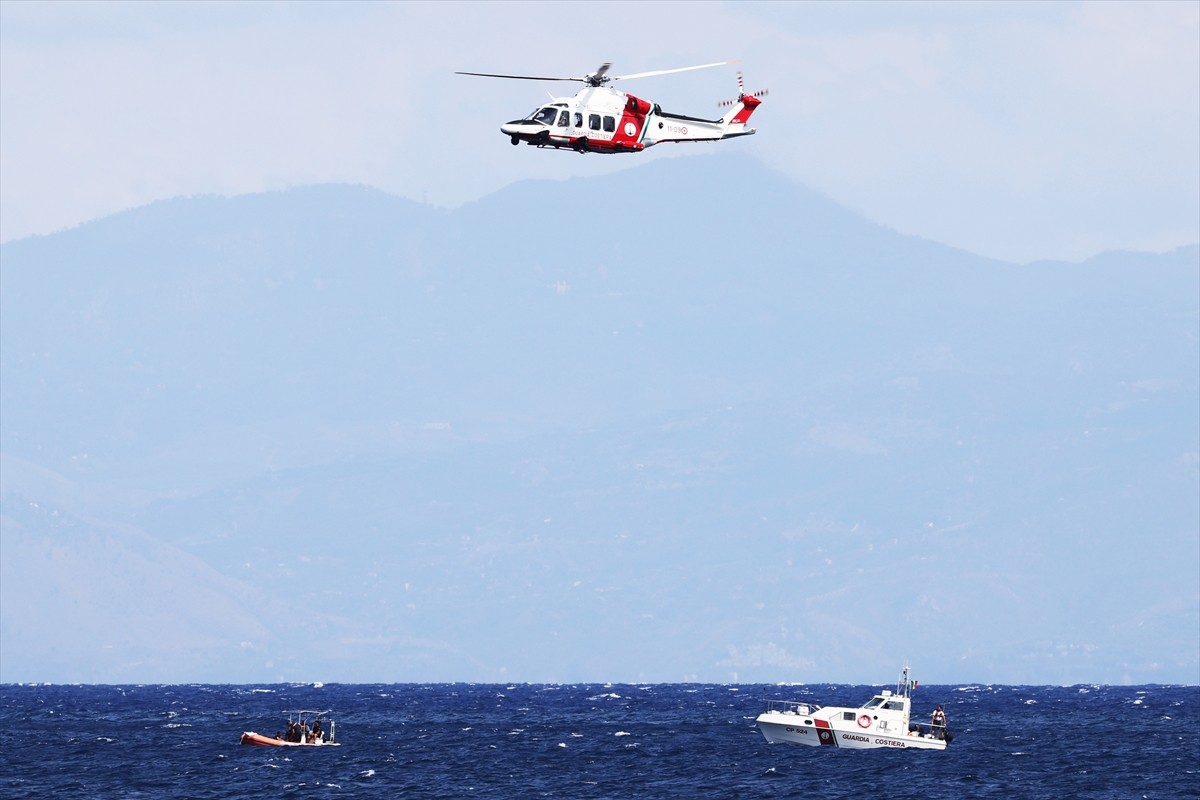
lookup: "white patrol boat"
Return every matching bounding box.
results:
[757,666,951,750]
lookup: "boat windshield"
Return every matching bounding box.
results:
[863,697,886,709]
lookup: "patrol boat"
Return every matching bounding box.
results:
[756,666,951,750]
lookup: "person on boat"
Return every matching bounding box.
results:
[931,705,947,739]
[312,718,323,742]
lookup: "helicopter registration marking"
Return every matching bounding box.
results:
[665,124,689,135]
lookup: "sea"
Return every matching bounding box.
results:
[1,682,1196,799]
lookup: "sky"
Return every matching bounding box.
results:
[0,0,1197,264]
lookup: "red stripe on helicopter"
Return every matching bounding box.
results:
[613,94,651,147]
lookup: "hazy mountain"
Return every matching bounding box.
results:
[2,154,1196,684]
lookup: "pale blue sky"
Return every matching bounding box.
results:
[1,0,1197,263]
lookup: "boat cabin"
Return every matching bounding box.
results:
[851,689,911,735]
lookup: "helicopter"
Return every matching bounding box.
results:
[456,61,766,153]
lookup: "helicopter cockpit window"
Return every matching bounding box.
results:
[588,114,601,131]
[556,110,569,127]
[530,107,558,126]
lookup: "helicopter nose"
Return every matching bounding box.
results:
[501,120,530,137]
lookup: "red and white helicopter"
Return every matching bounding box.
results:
[456,61,765,153]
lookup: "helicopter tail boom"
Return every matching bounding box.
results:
[647,89,762,146]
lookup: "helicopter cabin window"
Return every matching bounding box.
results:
[573,112,583,127]
[556,110,569,127]
[603,116,616,133]
[530,107,558,126]
[588,114,601,131]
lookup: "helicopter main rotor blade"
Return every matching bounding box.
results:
[455,71,584,83]
[611,60,737,82]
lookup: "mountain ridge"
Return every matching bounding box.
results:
[2,154,1196,684]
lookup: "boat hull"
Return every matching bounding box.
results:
[239,731,337,747]
[756,712,947,751]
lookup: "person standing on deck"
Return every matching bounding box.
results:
[931,705,947,739]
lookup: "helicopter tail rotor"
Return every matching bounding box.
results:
[718,71,768,108]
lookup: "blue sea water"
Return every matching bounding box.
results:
[0,683,1196,799]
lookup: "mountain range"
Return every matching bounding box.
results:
[2,154,1196,684]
